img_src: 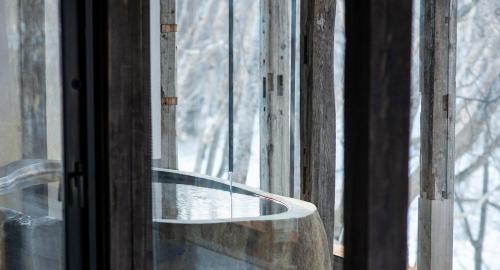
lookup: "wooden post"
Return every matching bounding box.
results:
[343,0,412,269]
[160,0,178,218]
[417,0,457,269]
[105,0,153,268]
[300,0,336,254]
[19,0,48,218]
[260,0,291,196]
[160,0,177,170]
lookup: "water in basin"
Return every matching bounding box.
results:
[153,183,287,221]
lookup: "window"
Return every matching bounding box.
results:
[0,1,64,268]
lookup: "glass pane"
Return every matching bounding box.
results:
[453,0,500,268]
[407,0,500,268]
[175,0,229,176]
[407,0,422,266]
[150,1,332,269]
[0,0,64,268]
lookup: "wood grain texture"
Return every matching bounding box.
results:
[107,0,153,269]
[343,0,412,269]
[160,0,177,170]
[159,0,178,220]
[19,0,48,218]
[299,0,336,256]
[260,0,291,196]
[419,0,456,201]
[418,199,454,269]
[418,0,457,268]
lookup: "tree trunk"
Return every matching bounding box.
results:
[233,1,260,183]
[473,146,489,270]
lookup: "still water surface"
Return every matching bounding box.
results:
[153,183,287,220]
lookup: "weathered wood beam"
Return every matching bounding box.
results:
[260,0,291,196]
[343,0,412,269]
[299,0,336,254]
[417,0,457,269]
[105,0,153,268]
[19,0,48,218]
[159,0,178,219]
[160,0,177,170]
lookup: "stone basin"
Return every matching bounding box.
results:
[152,169,332,270]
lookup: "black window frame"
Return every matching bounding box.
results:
[62,0,152,269]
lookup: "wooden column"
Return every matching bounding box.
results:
[160,0,177,169]
[299,0,336,253]
[343,0,412,269]
[417,0,457,269]
[19,0,48,217]
[260,0,291,196]
[105,0,153,268]
[159,0,178,219]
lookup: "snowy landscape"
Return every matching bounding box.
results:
[172,0,500,269]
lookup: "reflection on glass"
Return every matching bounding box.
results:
[0,0,63,269]
[150,1,308,269]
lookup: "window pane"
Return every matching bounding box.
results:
[0,0,63,268]
[453,0,500,268]
[150,1,332,269]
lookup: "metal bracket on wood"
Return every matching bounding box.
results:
[267,73,274,91]
[161,24,177,33]
[161,96,178,106]
[277,74,284,96]
[443,94,449,112]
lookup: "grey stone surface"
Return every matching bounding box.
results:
[153,169,332,270]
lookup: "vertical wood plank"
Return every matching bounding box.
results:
[299,0,336,255]
[160,0,177,170]
[260,1,270,192]
[107,0,153,268]
[159,0,178,219]
[344,0,412,269]
[418,199,454,269]
[417,0,457,268]
[260,0,291,197]
[19,0,48,218]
